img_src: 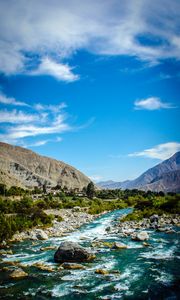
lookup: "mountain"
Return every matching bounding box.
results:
[97,180,130,189]
[98,152,180,193]
[0,142,91,190]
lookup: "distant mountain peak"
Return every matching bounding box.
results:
[98,151,180,193]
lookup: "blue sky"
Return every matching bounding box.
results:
[0,0,179,182]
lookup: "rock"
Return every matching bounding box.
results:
[33,262,54,272]
[102,241,113,248]
[166,230,176,234]
[9,268,28,279]
[95,269,109,275]
[112,242,128,249]
[172,219,178,225]
[40,246,57,251]
[143,242,150,247]
[150,222,159,229]
[34,229,48,240]
[150,215,159,223]
[61,262,85,270]
[110,270,121,274]
[54,242,93,263]
[156,227,167,232]
[132,231,149,241]
[105,226,111,232]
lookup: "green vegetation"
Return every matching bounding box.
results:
[86,182,95,199]
[122,194,180,222]
[0,183,179,242]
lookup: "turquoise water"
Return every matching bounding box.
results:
[0,208,180,299]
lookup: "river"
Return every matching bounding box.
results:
[0,208,180,299]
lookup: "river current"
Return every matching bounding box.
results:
[0,208,180,299]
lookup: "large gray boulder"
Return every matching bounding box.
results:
[131,231,149,241]
[54,241,93,263]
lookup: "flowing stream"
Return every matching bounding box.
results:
[0,208,180,299]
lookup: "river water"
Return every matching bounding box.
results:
[0,208,180,299]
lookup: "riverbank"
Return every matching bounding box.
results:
[7,208,100,243]
[107,213,180,242]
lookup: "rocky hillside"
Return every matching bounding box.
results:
[0,142,91,190]
[98,152,180,193]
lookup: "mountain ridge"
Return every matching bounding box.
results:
[98,152,180,192]
[0,142,91,190]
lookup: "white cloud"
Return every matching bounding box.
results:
[134,97,175,110]
[34,102,67,112]
[129,142,180,160]
[29,57,79,82]
[0,93,28,106]
[0,0,180,78]
[0,109,37,123]
[1,115,70,141]
[0,93,71,145]
[23,140,49,148]
[88,175,103,182]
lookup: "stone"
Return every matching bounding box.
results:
[132,231,149,241]
[95,269,109,275]
[112,242,128,249]
[33,262,54,272]
[34,229,48,240]
[61,262,85,270]
[54,241,93,263]
[40,246,57,251]
[143,242,150,247]
[150,215,159,223]
[105,226,111,232]
[9,268,28,279]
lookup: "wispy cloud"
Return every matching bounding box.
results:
[0,93,71,145]
[134,97,175,110]
[0,1,180,78]
[128,142,180,160]
[0,92,28,106]
[29,57,79,82]
[0,109,37,123]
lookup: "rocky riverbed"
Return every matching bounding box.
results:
[9,208,97,243]
[0,208,180,299]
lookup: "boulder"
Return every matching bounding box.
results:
[33,262,54,272]
[9,268,28,279]
[150,215,159,223]
[105,226,111,232]
[40,246,57,251]
[132,231,149,241]
[95,269,109,275]
[112,242,128,249]
[54,241,93,263]
[61,262,85,270]
[34,229,48,240]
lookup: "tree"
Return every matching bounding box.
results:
[86,182,95,199]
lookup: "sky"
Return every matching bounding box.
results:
[0,0,179,182]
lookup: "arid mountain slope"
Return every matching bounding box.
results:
[98,152,180,193]
[0,142,91,190]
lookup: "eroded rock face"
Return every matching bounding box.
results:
[0,141,91,190]
[54,241,93,263]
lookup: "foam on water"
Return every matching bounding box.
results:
[0,208,179,300]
